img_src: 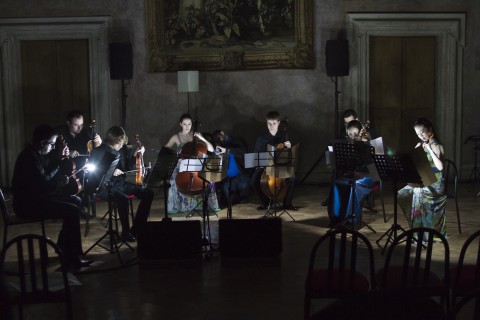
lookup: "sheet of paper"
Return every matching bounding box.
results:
[179,159,203,172]
[244,152,270,168]
[369,137,385,155]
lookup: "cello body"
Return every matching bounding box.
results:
[175,141,208,195]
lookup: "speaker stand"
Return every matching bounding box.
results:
[121,79,130,131]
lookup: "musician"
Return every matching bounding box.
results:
[342,109,377,140]
[164,113,220,214]
[212,130,252,205]
[88,126,154,242]
[11,124,91,270]
[251,110,297,211]
[56,109,102,158]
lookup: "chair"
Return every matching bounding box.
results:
[0,234,73,319]
[443,159,461,233]
[449,288,480,320]
[378,227,450,313]
[0,188,45,249]
[451,230,480,306]
[304,227,376,320]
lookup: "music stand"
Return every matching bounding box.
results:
[83,155,133,264]
[332,142,376,233]
[197,154,227,256]
[148,147,178,221]
[374,153,423,253]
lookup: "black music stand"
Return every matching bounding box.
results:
[374,153,423,253]
[331,142,376,233]
[83,155,133,264]
[148,147,178,221]
[198,154,227,256]
[178,157,212,219]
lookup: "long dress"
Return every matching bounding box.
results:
[167,140,220,215]
[397,148,447,237]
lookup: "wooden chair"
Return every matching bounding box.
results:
[0,234,73,319]
[0,188,45,250]
[304,227,376,320]
[444,159,461,233]
[378,227,450,313]
[451,230,480,306]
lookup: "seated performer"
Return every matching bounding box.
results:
[88,126,154,242]
[251,110,297,211]
[398,118,446,238]
[327,120,375,226]
[212,129,252,205]
[342,109,377,140]
[164,113,220,214]
[12,124,91,269]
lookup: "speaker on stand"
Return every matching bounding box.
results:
[109,43,133,131]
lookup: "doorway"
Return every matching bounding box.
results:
[369,36,435,153]
[21,39,91,141]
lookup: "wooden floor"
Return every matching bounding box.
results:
[2,182,480,319]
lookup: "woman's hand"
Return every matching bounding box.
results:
[284,141,292,148]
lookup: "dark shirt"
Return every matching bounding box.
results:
[224,135,250,175]
[56,125,92,155]
[12,145,62,214]
[254,131,288,153]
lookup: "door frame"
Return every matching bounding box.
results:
[0,16,111,186]
[347,13,465,172]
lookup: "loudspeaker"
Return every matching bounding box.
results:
[109,43,133,80]
[137,220,202,259]
[219,218,282,257]
[325,40,349,77]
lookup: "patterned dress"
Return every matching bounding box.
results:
[398,147,447,237]
[167,137,220,215]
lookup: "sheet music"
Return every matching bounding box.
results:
[244,152,270,168]
[179,159,203,172]
[369,137,385,155]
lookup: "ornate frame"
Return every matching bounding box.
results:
[146,0,314,71]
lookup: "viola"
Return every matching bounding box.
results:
[175,134,208,196]
[260,118,290,202]
[57,135,83,195]
[86,119,97,154]
[134,133,145,185]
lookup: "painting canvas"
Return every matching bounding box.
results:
[146,0,314,71]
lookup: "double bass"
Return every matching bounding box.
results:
[175,133,207,195]
[260,118,290,202]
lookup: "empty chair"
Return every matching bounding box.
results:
[451,230,480,306]
[443,159,461,233]
[0,188,45,249]
[304,227,376,319]
[0,234,73,319]
[378,227,450,313]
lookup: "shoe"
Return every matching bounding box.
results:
[283,204,298,211]
[257,204,269,210]
[121,232,136,242]
[75,257,93,268]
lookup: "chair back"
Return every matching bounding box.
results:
[0,188,10,227]
[380,227,450,297]
[449,288,480,320]
[0,234,73,319]
[453,230,480,296]
[304,227,376,319]
[443,159,458,199]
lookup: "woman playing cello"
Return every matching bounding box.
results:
[164,113,220,214]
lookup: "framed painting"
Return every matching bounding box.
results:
[146,0,314,71]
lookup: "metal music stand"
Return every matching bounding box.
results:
[198,153,227,256]
[374,153,423,253]
[332,142,376,232]
[83,155,133,264]
[147,147,178,221]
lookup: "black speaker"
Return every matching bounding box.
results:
[137,220,202,259]
[109,43,133,80]
[219,218,282,258]
[325,40,349,77]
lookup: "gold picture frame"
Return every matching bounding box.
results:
[146,0,314,71]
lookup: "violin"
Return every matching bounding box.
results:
[359,120,371,140]
[57,135,83,195]
[260,117,290,202]
[175,132,208,196]
[134,133,145,185]
[86,120,97,154]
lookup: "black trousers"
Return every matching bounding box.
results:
[15,196,83,263]
[250,168,296,207]
[222,174,251,205]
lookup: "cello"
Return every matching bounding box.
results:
[260,117,290,202]
[86,119,97,154]
[134,133,145,185]
[57,135,83,195]
[175,132,208,196]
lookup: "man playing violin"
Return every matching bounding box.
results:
[88,126,154,242]
[251,110,297,211]
[12,124,92,270]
